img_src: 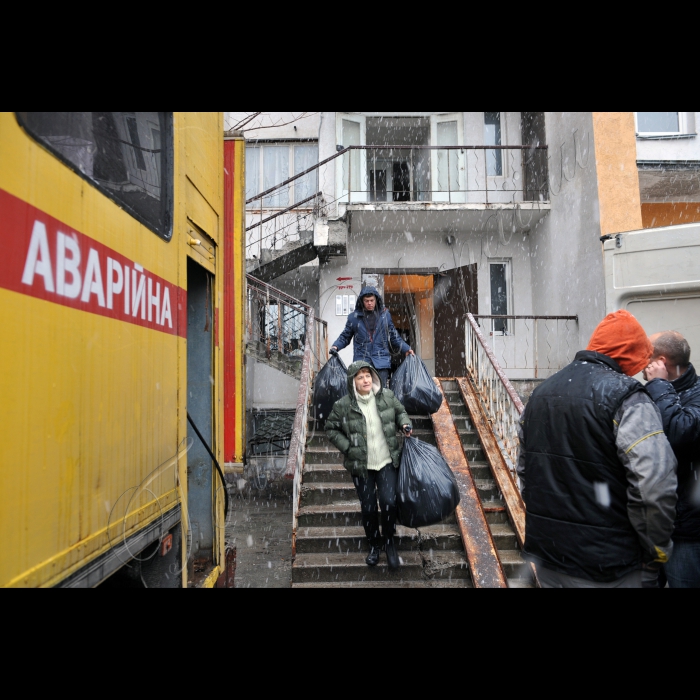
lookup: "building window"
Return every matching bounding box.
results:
[484,112,503,177]
[246,142,318,209]
[489,260,510,334]
[636,112,683,135]
[16,112,173,240]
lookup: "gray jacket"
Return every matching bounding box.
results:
[518,390,677,565]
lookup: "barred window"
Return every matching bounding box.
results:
[16,112,173,240]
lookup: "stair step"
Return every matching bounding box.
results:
[292,551,471,583]
[467,462,491,480]
[507,578,536,589]
[295,523,462,554]
[301,482,356,506]
[475,479,501,501]
[305,447,343,465]
[292,579,472,588]
[303,463,352,483]
[297,503,457,527]
[497,549,532,579]
[489,522,518,550]
[463,445,486,461]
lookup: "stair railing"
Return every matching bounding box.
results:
[465,313,579,484]
[245,274,327,379]
[286,309,316,557]
[465,313,526,481]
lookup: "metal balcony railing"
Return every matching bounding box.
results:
[338,145,549,205]
[245,275,328,380]
[243,144,549,258]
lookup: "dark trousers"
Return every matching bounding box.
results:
[353,465,397,546]
[665,540,700,588]
[376,369,389,388]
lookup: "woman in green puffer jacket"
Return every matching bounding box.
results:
[325,360,412,570]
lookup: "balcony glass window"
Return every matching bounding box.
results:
[246,142,318,209]
[484,112,503,177]
[637,112,680,134]
[490,261,509,334]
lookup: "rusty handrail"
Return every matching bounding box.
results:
[286,311,315,558]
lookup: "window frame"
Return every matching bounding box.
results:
[488,259,512,336]
[635,111,686,137]
[246,140,319,210]
[15,112,174,241]
[484,111,505,178]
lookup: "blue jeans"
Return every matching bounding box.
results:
[665,540,700,588]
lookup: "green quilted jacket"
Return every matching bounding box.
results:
[325,361,412,478]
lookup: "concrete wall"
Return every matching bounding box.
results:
[529,112,604,349]
[246,359,300,411]
[319,227,534,376]
[225,112,321,140]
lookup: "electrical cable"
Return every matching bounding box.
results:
[187,411,229,519]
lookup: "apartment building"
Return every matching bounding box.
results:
[635,111,700,228]
[228,112,657,418]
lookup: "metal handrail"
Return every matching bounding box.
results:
[467,313,525,415]
[286,310,314,561]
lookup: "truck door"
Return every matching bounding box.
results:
[604,223,700,372]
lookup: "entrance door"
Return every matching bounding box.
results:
[434,264,478,376]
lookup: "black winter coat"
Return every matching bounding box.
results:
[520,351,647,581]
[646,364,700,541]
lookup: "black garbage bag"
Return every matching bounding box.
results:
[397,437,460,528]
[313,352,348,426]
[390,354,443,415]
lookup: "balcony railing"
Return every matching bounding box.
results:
[338,145,549,205]
[242,144,549,257]
[245,275,327,380]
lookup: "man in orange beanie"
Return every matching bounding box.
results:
[518,310,677,588]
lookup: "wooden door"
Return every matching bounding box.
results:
[434,264,478,376]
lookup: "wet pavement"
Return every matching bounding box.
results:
[225,484,293,588]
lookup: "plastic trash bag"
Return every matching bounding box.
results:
[397,437,460,528]
[390,354,443,415]
[313,352,348,426]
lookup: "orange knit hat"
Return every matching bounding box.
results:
[586,310,653,376]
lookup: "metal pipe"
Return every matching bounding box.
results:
[473,314,579,321]
[245,192,321,232]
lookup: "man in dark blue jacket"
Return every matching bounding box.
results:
[331,286,414,387]
[645,330,700,588]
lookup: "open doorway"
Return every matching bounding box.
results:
[186,258,215,579]
[379,272,435,376]
[366,117,430,201]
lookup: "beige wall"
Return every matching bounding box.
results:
[592,113,643,236]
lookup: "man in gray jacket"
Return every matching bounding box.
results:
[518,310,677,588]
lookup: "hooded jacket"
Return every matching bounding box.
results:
[646,363,700,541]
[331,286,410,370]
[325,361,412,478]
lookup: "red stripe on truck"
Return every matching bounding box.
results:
[0,188,187,338]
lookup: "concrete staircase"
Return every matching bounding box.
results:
[291,388,535,588]
[441,380,534,588]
